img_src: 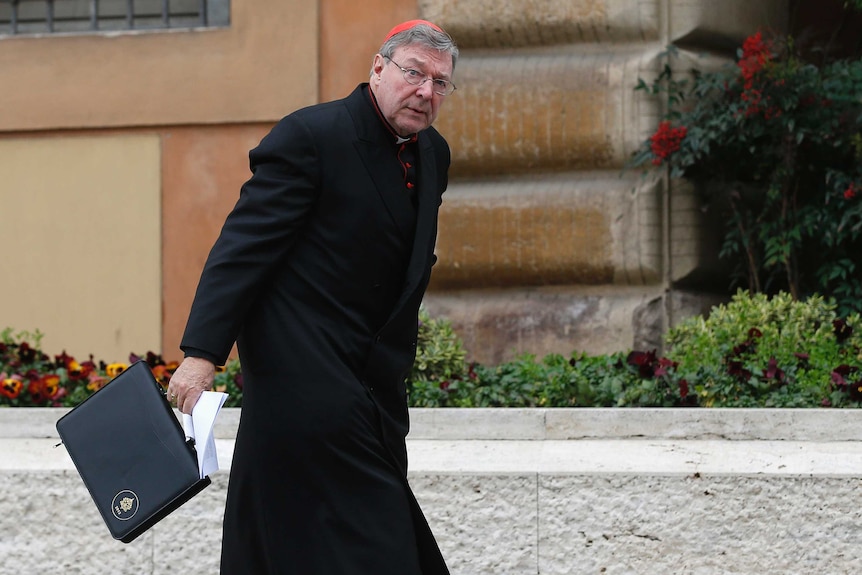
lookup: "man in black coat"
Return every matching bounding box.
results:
[166,19,458,575]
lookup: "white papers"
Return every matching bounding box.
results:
[181,391,229,478]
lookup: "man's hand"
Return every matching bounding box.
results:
[167,356,216,414]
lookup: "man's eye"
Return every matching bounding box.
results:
[406,69,423,78]
[433,79,448,89]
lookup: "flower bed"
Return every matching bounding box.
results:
[4,291,862,409]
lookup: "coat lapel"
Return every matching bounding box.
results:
[347,86,416,242]
[343,85,441,319]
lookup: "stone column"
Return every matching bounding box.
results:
[420,0,788,364]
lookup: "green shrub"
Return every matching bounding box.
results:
[665,290,862,407]
[211,358,244,407]
[409,306,467,385]
[409,351,693,408]
[405,306,468,407]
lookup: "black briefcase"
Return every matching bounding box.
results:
[56,360,211,543]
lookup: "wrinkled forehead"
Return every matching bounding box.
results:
[391,44,454,78]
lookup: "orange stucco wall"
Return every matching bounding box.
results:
[319,0,418,102]
[0,0,319,130]
[161,124,274,359]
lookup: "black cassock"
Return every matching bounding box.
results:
[180,84,450,575]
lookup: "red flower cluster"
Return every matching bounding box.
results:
[0,377,23,399]
[649,121,687,165]
[724,327,762,382]
[0,371,65,403]
[624,350,696,406]
[739,31,771,88]
[436,362,477,393]
[844,183,857,200]
[737,31,778,118]
[678,379,690,400]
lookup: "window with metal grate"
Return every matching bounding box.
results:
[0,0,230,35]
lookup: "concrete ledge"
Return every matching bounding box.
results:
[409,407,862,441]
[14,407,862,441]
[2,408,861,574]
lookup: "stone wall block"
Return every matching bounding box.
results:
[669,178,725,284]
[6,409,862,575]
[435,47,662,177]
[423,287,663,364]
[152,475,229,574]
[419,0,786,50]
[419,0,661,48]
[432,175,662,290]
[668,0,788,47]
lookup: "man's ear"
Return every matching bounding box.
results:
[371,54,386,81]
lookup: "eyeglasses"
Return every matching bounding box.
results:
[384,57,457,96]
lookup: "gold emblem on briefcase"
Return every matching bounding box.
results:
[111,490,139,521]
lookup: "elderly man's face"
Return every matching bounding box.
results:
[370,44,454,137]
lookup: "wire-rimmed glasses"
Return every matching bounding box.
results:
[385,57,457,96]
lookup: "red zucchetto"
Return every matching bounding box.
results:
[383,19,444,42]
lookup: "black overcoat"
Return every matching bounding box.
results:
[180,84,450,574]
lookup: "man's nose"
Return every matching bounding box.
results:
[416,79,435,98]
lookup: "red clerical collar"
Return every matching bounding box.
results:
[367,86,418,145]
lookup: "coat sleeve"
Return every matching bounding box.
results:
[180,114,321,364]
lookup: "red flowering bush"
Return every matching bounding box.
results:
[629,28,862,315]
[0,328,178,407]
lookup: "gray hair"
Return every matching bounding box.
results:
[371,23,459,76]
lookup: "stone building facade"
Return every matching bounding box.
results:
[0,0,788,364]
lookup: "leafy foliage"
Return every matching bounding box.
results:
[409,306,468,385]
[407,350,696,408]
[211,358,244,407]
[629,30,862,315]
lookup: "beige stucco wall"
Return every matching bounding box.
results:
[0,135,161,361]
